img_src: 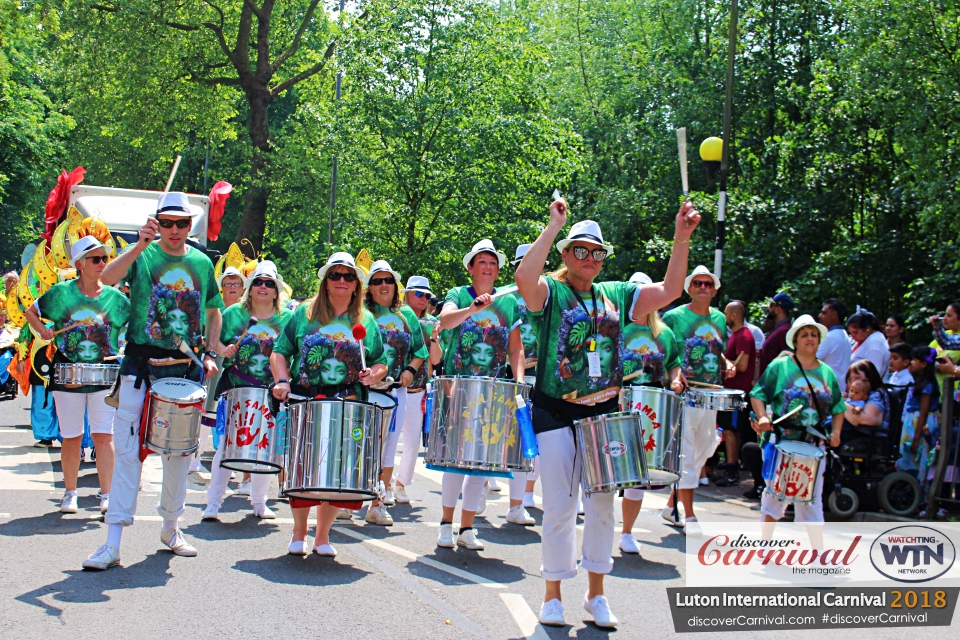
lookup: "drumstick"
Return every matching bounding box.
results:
[352,323,367,371]
[175,337,205,368]
[149,357,192,366]
[622,370,646,382]
[473,285,519,306]
[772,404,803,425]
[163,155,182,193]
[52,322,82,337]
[232,316,258,346]
[103,354,123,361]
[677,128,689,198]
[687,380,724,389]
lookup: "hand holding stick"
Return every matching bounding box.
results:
[52,322,82,337]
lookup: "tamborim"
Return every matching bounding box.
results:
[144,378,205,456]
[425,376,532,474]
[54,363,119,387]
[619,386,683,485]
[576,412,648,494]
[220,386,283,474]
[766,440,825,505]
[684,387,745,412]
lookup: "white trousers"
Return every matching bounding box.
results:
[760,443,826,523]
[381,388,407,469]
[396,389,425,485]
[104,376,190,526]
[678,405,721,490]
[206,439,270,508]
[440,472,527,511]
[190,425,212,469]
[537,427,614,580]
[52,389,115,438]
[623,488,645,501]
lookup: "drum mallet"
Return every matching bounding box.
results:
[352,323,368,371]
[233,316,258,345]
[175,336,205,369]
[51,322,82,337]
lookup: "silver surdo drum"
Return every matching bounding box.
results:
[55,363,120,387]
[767,440,825,505]
[220,387,284,473]
[144,378,206,456]
[425,376,533,473]
[281,398,382,502]
[576,412,648,494]
[619,386,683,485]
[684,387,745,412]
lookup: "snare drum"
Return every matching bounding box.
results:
[281,398,382,502]
[684,387,745,412]
[425,376,533,474]
[220,387,283,473]
[575,412,648,494]
[619,386,683,485]
[144,378,206,456]
[54,362,120,387]
[766,440,825,504]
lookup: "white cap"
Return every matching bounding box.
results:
[555,220,614,256]
[217,266,247,289]
[462,239,506,270]
[684,265,721,291]
[511,243,532,265]
[70,236,107,270]
[403,275,434,297]
[629,272,653,285]
[786,314,828,349]
[317,252,365,281]
[155,192,197,217]
[363,260,403,287]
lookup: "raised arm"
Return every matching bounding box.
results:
[101,218,159,286]
[515,199,567,312]
[632,201,700,321]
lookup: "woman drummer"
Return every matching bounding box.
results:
[750,315,845,526]
[360,260,429,526]
[26,236,130,515]
[271,252,388,557]
[617,272,683,555]
[202,261,292,522]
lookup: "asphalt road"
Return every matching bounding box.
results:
[1,393,955,639]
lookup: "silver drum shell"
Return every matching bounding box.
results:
[425,376,533,473]
[767,440,825,505]
[684,388,745,411]
[54,363,119,386]
[619,386,683,485]
[575,412,649,494]
[144,378,205,456]
[281,398,382,502]
[220,386,284,474]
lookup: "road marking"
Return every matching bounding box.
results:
[0,512,10,518]
[0,447,56,490]
[500,593,550,640]
[334,525,506,589]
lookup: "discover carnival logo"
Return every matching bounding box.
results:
[697,534,861,570]
[869,526,956,583]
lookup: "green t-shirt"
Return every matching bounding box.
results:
[749,356,845,441]
[441,285,521,379]
[273,303,386,393]
[661,304,728,386]
[529,277,639,406]
[369,303,430,386]
[219,305,293,389]
[35,281,131,394]
[931,332,960,388]
[513,291,538,376]
[407,309,436,389]
[621,323,681,386]
[126,243,224,351]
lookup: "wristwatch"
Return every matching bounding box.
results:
[204,350,218,359]
[403,365,418,377]
[276,378,289,385]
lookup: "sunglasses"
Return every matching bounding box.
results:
[251,278,277,289]
[691,280,715,289]
[369,276,396,286]
[84,255,108,265]
[327,272,359,282]
[157,218,191,229]
[412,291,429,299]
[571,246,607,261]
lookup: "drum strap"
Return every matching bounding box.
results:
[126,342,193,390]
[531,388,618,427]
[792,355,829,442]
[227,365,263,388]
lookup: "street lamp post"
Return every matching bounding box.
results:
[328,0,346,250]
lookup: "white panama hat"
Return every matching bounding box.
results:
[462,239,506,270]
[363,260,403,287]
[683,265,721,291]
[786,314,828,349]
[155,192,198,218]
[317,252,365,281]
[403,275,434,297]
[629,272,653,285]
[70,236,107,270]
[555,220,614,256]
[217,266,248,290]
[249,260,283,287]
[511,243,532,266]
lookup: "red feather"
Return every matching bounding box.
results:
[42,167,85,241]
[206,181,232,242]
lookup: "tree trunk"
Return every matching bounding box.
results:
[236,87,272,251]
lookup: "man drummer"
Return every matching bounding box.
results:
[661,265,734,530]
[435,239,530,552]
[83,192,224,570]
[515,198,700,628]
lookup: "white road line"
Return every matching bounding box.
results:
[0,512,11,518]
[500,593,550,640]
[334,525,505,589]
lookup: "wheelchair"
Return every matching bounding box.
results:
[825,385,923,519]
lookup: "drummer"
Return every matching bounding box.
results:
[661,265,733,530]
[393,275,443,504]
[271,252,388,557]
[202,261,291,522]
[83,192,224,570]
[26,236,130,516]
[750,314,844,525]
[361,260,429,526]
[515,199,700,628]
[618,271,683,555]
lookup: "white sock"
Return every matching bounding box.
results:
[524,491,534,500]
[162,518,179,532]
[100,493,110,499]
[106,523,123,549]
[65,489,77,496]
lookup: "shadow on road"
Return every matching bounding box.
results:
[0,509,103,537]
[232,553,371,587]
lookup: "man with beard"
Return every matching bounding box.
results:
[757,292,794,378]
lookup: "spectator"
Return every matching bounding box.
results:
[896,347,940,478]
[928,302,960,387]
[715,300,756,487]
[886,342,914,386]
[3,271,18,297]
[816,298,852,392]
[744,317,765,351]
[756,292,794,377]
[847,307,890,377]
[841,360,891,450]
[884,315,907,347]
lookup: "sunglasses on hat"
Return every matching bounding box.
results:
[571,245,607,261]
[327,272,358,282]
[251,278,277,289]
[369,276,396,286]
[157,218,191,229]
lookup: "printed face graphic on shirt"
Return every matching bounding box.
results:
[233,321,281,382]
[514,294,538,369]
[623,333,664,384]
[681,320,726,385]
[146,266,203,347]
[781,373,832,430]
[553,295,624,403]
[375,312,412,379]
[297,321,362,388]
[454,319,509,377]
[56,308,116,364]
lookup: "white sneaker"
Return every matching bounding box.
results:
[699,477,709,486]
[684,516,701,536]
[476,484,490,516]
[619,533,641,554]
[235,480,251,496]
[189,459,202,472]
[506,505,535,526]
[313,543,337,557]
[522,492,536,509]
[202,504,220,520]
[488,478,501,492]
[160,529,198,557]
[253,504,276,519]
[394,484,411,504]
[336,508,353,519]
[288,539,308,556]
[365,504,394,526]
[584,594,619,628]
[456,528,484,550]
[539,598,565,626]
[382,487,396,506]
[82,543,120,570]
[60,492,78,514]
[437,523,456,548]
[661,504,683,527]
[99,494,110,514]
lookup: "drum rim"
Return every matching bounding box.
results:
[366,390,398,409]
[775,440,825,456]
[220,458,282,474]
[621,385,682,400]
[573,411,638,427]
[685,388,745,396]
[422,459,534,472]
[432,374,531,387]
[281,487,378,500]
[150,378,206,402]
[291,396,391,412]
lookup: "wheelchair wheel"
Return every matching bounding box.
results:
[878,472,922,517]
[827,487,859,520]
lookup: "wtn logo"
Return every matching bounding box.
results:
[870,526,956,583]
